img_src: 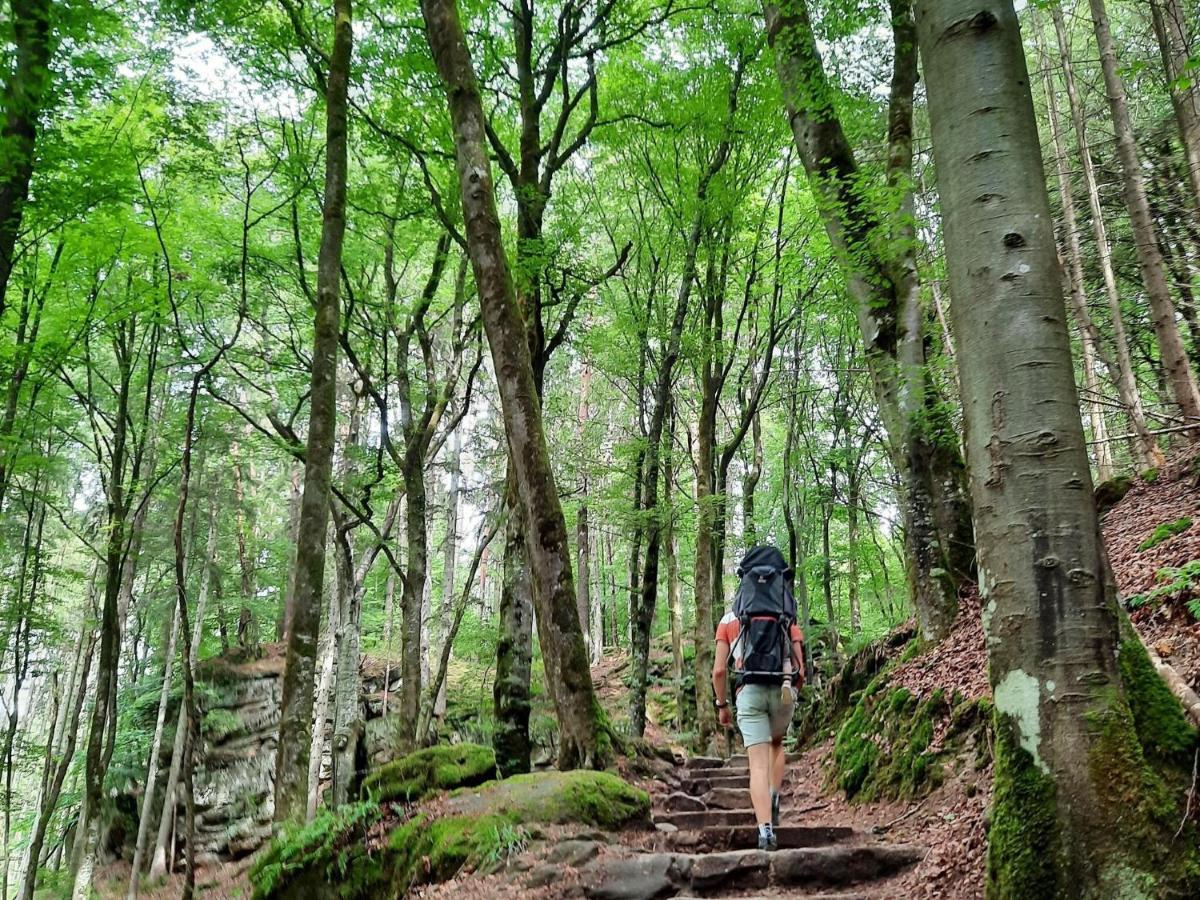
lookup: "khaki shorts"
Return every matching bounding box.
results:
[735,683,797,747]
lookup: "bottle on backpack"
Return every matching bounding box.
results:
[730,545,798,690]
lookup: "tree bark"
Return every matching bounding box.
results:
[1050,5,1161,468]
[914,2,1196,895]
[1150,0,1200,218]
[493,479,534,776]
[273,0,353,826]
[1034,16,1115,480]
[0,0,53,315]
[148,497,216,878]
[1089,0,1200,429]
[763,0,974,642]
[422,0,607,768]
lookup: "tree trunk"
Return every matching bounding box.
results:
[273,0,353,826]
[665,407,684,720]
[763,0,974,642]
[306,563,337,820]
[329,528,363,807]
[1151,0,1200,217]
[915,2,1199,895]
[127,589,181,898]
[493,482,534,776]
[1034,15,1115,480]
[422,0,606,769]
[576,362,591,651]
[1089,0,1200,428]
[399,452,427,746]
[438,427,462,718]
[847,465,861,635]
[1050,4,1162,468]
[742,410,762,545]
[0,0,53,314]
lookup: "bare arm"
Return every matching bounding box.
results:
[712,638,730,705]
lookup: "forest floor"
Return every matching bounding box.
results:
[91,448,1200,899]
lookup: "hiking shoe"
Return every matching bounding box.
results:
[771,792,780,829]
[757,830,778,852]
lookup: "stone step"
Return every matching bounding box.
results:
[654,809,757,829]
[666,824,857,853]
[701,787,753,810]
[676,772,748,792]
[583,844,925,900]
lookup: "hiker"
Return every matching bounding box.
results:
[711,545,805,851]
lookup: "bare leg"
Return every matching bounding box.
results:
[747,742,773,825]
[771,739,786,792]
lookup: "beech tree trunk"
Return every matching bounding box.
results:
[915,2,1198,895]
[1050,5,1161,468]
[273,0,352,826]
[1089,0,1200,429]
[422,0,606,768]
[764,0,974,642]
[0,0,53,314]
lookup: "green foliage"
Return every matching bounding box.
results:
[361,743,497,804]
[1126,560,1200,610]
[1137,517,1192,551]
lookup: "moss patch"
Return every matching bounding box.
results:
[1117,638,1197,764]
[1085,693,1200,897]
[831,681,982,802]
[985,712,1062,900]
[254,769,650,899]
[1094,475,1134,515]
[249,802,383,900]
[1137,517,1192,552]
[362,743,496,804]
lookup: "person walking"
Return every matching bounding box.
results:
[711,545,805,851]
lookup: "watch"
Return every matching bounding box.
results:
[714,700,728,709]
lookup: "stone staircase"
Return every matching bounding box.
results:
[584,754,926,899]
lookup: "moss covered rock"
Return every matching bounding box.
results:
[251,769,650,900]
[1094,474,1134,515]
[362,742,496,804]
[832,677,989,802]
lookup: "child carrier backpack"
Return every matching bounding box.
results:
[732,545,797,687]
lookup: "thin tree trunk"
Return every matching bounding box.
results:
[149,496,217,880]
[329,527,362,806]
[576,362,591,651]
[1151,0,1200,217]
[438,427,462,718]
[126,590,181,899]
[1051,4,1162,468]
[848,465,861,635]
[915,2,1198,895]
[1089,0,1200,428]
[742,410,762,546]
[306,547,339,820]
[1035,15,1115,480]
[423,0,606,767]
[273,0,353,826]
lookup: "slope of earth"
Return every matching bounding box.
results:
[1102,449,1200,695]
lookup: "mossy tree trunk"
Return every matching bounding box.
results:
[422,0,607,769]
[915,2,1199,896]
[763,0,975,643]
[493,480,534,777]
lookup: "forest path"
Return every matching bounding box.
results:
[585,755,927,899]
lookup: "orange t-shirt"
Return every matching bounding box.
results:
[715,611,804,669]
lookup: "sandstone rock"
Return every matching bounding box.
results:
[662,791,706,812]
[548,839,602,868]
[690,849,770,891]
[584,854,682,900]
